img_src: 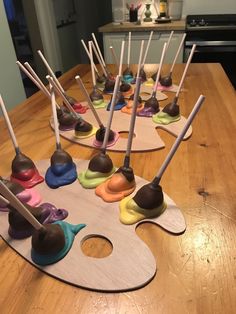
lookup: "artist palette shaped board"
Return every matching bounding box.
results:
[0,160,186,292]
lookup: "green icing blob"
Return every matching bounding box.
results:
[152,111,180,125]
[78,167,116,188]
[93,99,107,109]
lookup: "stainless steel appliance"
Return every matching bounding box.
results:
[184,14,236,88]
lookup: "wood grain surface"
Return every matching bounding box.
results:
[1,63,236,313]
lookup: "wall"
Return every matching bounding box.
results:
[182,0,236,17]
[114,0,236,21]
[0,1,26,111]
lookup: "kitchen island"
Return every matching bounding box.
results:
[0,63,236,313]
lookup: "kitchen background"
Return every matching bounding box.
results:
[0,0,236,110]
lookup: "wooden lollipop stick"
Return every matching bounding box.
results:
[141,31,153,67]
[81,39,99,74]
[153,94,205,186]
[170,33,186,74]
[92,33,106,68]
[46,76,78,119]
[89,41,96,87]
[127,32,131,67]
[166,31,174,50]
[18,61,60,109]
[0,181,45,231]
[137,40,144,78]
[176,44,196,98]
[24,62,49,96]
[0,95,19,153]
[109,46,119,72]
[50,84,61,149]
[124,40,144,167]
[38,50,65,94]
[17,61,49,98]
[75,76,103,128]
[153,42,167,92]
[91,41,108,77]
[101,41,125,152]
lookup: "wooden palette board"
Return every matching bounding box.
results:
[0,160,186,292]
[53,106,192,152]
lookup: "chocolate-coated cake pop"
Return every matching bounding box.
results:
[160,75,172,87]
[137,94,160,117]
[103,77,115,94]
[11,152,44,189]
[0,177,41,211]
[107,91,126,111]
[89,88,107,109]
[95,126,115,143]
[74,119,96,138]
[78,153,116,189]
[152,96,180,125]
[45,148,77,189]
[57,107,78,131]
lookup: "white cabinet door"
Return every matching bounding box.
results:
[103,32,184,64]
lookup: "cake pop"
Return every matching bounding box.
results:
[159,33,186,87]
[153,44,196,125]
[96,42,144,202]
[119,81,133,97]
[121,93,143,114]
[0,177,41,211]
[0,95,44,188]
[47,75,96,138]
[123,32,134,84]
[0,182,85,265]
[107,91,126,111]
[45,85,77,189]
[78,41,125,188]
[57,106,78,131]
[138,42,167,117]
[120,94,205,224]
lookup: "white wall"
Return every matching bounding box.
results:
[182,0,236,17]
[0,1,26,111]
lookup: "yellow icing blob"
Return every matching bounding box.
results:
[119,196,167,225]
[74,126,98,139]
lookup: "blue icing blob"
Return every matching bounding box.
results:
[51,162,74,176]
[107,101,126,111]
[31,221,86,266]
[45,162,77,188]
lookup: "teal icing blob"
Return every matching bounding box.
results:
[31,221,86,266]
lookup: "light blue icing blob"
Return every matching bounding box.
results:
[123,74,133,84]
[45,163,77,189]
[106,101,126,111]
[31,221,86,265]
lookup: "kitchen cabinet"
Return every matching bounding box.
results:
[102,31,185,64]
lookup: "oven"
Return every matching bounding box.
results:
[184,14,236,89]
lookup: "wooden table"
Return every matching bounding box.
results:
[1,63,236,313]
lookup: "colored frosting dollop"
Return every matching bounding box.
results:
[31,221,86,265]
[57,107,78,131]
[137,95,159,117]
[107,92,126,111]
[90,89,107,109]
[95,166,136,202]
[119,183,167,224]
[0,177,41,211]
[45,149,77,189]
[78,153,116,188]
[74,119,97,138]
[10,152,44,188]
[152,101,180,125]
